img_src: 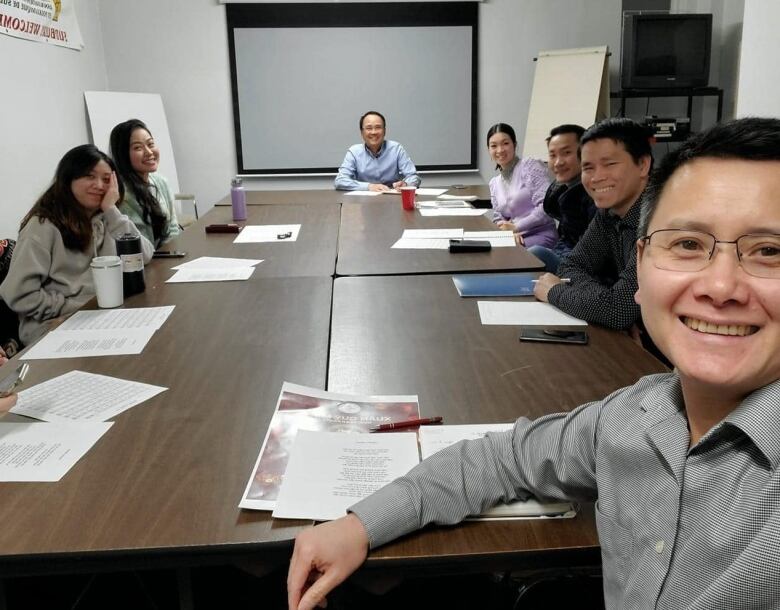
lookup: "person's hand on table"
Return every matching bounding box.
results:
[497,221,516,232]
[0,347,7,366]
[368,183,390,192]
[0,394,17,413]
[287,513,370,610]
[533,272,564,302]
[514,233,525,246]
[392,180,407,189]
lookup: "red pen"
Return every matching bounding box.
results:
[370,416,443,432]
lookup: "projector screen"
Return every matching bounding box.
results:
[226,3,478,176]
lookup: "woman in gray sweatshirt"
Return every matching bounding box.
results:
[0,144,154,346]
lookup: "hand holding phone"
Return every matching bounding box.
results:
[519,328,588,345]
[0,363,29,397]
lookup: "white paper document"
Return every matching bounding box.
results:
[58,306,174,332]
[419,424,576,519]
[343,190,381,197]
[171,256,263,271]
[22,306,174,360]
[463,231,517,247]
[233,224,301,243]
[438,194,478,201]
[478,301,587,327]
[402,228,463,240]
[12,371,166,422]
[0,422,112,482]
[272,429,420,521]
[166,267,255,283]
[383,187,448,196]
[391,238,450,250]
[416,199,470,209]
[419,208,486,217]
[22,328,157,360]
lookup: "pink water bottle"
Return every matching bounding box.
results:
[231,177,247,221]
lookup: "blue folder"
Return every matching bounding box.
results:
[452,273,537,297]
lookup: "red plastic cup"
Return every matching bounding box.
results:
[400,186,416,211]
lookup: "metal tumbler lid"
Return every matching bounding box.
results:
[231,177,243,187]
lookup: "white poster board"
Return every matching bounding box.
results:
[523,46,610,161]
[84,91,180,196]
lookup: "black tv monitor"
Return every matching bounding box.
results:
[621,13,712,90]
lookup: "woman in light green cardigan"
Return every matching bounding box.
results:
[110,119,181,248]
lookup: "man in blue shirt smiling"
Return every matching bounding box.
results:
[334,111,421,192]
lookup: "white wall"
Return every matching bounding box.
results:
[735,0,779,118]
[1,0,107,238]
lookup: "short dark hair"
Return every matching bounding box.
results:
[21,144,123,251]
[639,117,780,236]
[580,118,653,166]
[486,123,517,147]
[360,111,386,131]
[546,124,585,144]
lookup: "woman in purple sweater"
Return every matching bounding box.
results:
[487,123,557,247]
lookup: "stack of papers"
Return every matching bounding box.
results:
[166,256,262,283]
[22,306,175,360]
[438,194,478,202]
[344,190,381,197]
[478,301,587,327]
[382,187,448,197]
[233,224,301,243]
[461,231,516,247]
[419,208,486,217]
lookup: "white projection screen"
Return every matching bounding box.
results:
[226,3,478,175]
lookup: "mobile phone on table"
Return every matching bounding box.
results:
[0,363,29,397]
[153,250,187,258]
[519,328,588,345]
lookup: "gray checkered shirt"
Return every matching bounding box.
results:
[351,373,780,609]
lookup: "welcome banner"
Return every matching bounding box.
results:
[0,0,83,50]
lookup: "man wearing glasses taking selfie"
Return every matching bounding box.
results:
[287,117,780,610]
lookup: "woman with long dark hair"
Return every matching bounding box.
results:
[486,122,557,248]
[0,145,153,345]
[110,119,181,248]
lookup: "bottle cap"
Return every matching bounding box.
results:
[231,177,243,187]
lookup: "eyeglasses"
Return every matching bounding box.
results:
[641,229,780,279]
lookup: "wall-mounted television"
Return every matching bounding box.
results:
[621,13,712,90]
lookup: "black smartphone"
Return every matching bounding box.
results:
[0,363,29,397]
[519,328,589,345]
[153,251,187,258]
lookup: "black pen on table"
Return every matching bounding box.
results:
[370,416,443,432]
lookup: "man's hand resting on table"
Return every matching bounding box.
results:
[287,513,370,610]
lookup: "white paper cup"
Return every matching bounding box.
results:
[90,256,123,308]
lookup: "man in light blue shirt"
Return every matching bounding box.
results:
[334,111,421,191]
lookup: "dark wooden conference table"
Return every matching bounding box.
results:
[0,191,665,588]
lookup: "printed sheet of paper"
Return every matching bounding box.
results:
[463,231,517,247]
[402,228,463,240]
[382,187,448,197]
[22,306,174,360]
[391,238,450,250]
[58,306,174,332]
[239,382,419,511]
[438,194,478,201]
[272,430,420,521]
[233,224,301,243]
[419,424,576,519]
[171,256,263,271]
[0,422,112,482]
[418,208,486,217]
[12,371,166,422]
[166,267,255,283]
[343,190,381,197]
[22,328,157,360]
[478,301,587,327]
[416,199,470,209]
